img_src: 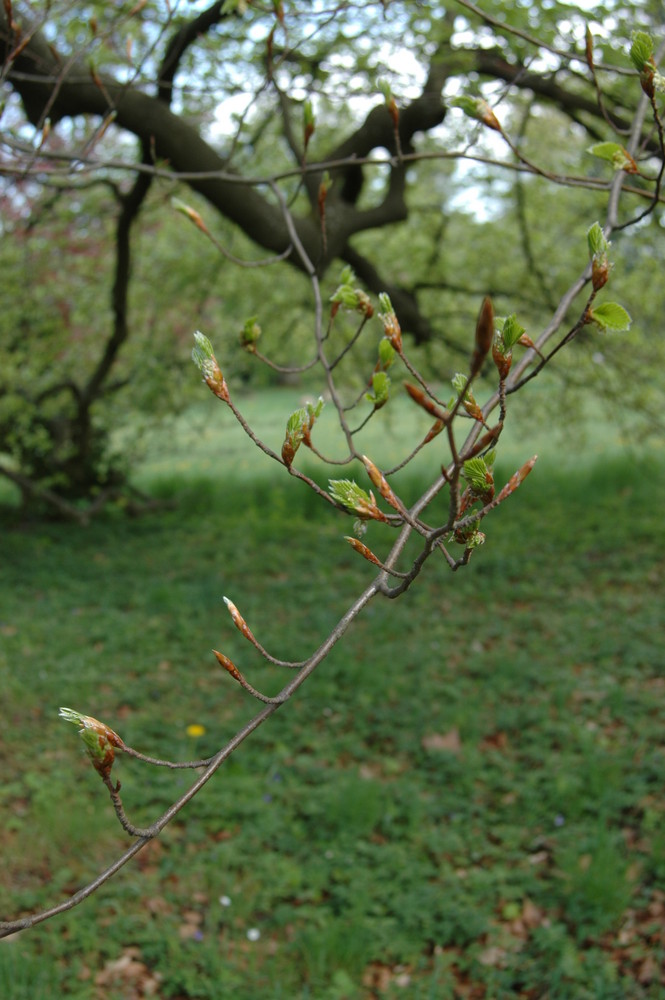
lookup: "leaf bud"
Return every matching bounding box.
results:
[471,296,494,376]
[192,331,230,402]
[59,707,125,780]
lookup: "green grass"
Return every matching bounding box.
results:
[1,390,665,998]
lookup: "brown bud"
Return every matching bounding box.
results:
[471,297,494,377]
[591,256,610,292]
[585,25,594,71]
[223,597,257,644]
[344,536,382,567]
[462,423,503,460]
[361,456,402,513]
[212,649,243,681]
[403,382,448,421]
[496,455,538,503]
[492,338,512,380]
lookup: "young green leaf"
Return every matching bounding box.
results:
[378,338,396,370]
[365,371,391,408]
[463,456,492,494]
[328,479,387,521]
[450,96,501,131]
[629,31,654,73]
[500,314,525,351]
[587,222,609,259]
[191,330,216,376]
[588,302,632,333]
[240,316,261,350]
[588,143,638,173]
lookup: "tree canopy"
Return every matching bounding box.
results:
[0,1,663,511]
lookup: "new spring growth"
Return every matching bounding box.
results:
[59,707,125,781]
[240,316,261,352]
[192,331,230,402]
[361,455,402,513]
[378,293,402,351]
[629,31,660,98]
[587,222,611,291]
[365,371,390,410]
[471,296,494,377]
[588,142,638,175]
[303,99,315,153]
[585,226,632,331]
[281,397,324,467]
[403,382,449,423]
[172,198,209,235]
[318,171,332,223]
[495,455,538,504]
[451,96,502,133]
[212,649,243,682]
[451,373,484,423]
[380,80,399,130]
[492,314,525,380]
[330,267,373,319]
[462,452,496,506]
[585,24,594,72]
[223,596,257,645]
[328,479,390,522]
[377,337,395,371]
[344,535,383,567]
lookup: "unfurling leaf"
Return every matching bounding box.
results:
[587,302,632,333]
[303,99,315,150]
[586,223,612,291]
[499,315,525,351]
[629,31,654,73]
[281,397,324,466]
[587,222,609,259]
[365,371,391,409]
[328,479,389,521]
[240,316,261,351]
[451,373,483,422]
[330,268,373,318]
[492,315,525,378]
[629,31,657,96]
[172,198,209,234]
[588,142,638,174]
[59,707,125,780]
[378,337,396,370]
[450,96,502,132]
[378,293,402,350]
[462,453,495,503]
[192,331,230,402]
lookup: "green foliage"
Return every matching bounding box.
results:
[1,410,664,996]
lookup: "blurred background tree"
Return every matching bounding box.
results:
[0,0,662,512]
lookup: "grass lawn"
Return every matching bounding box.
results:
[1,388,665,999]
